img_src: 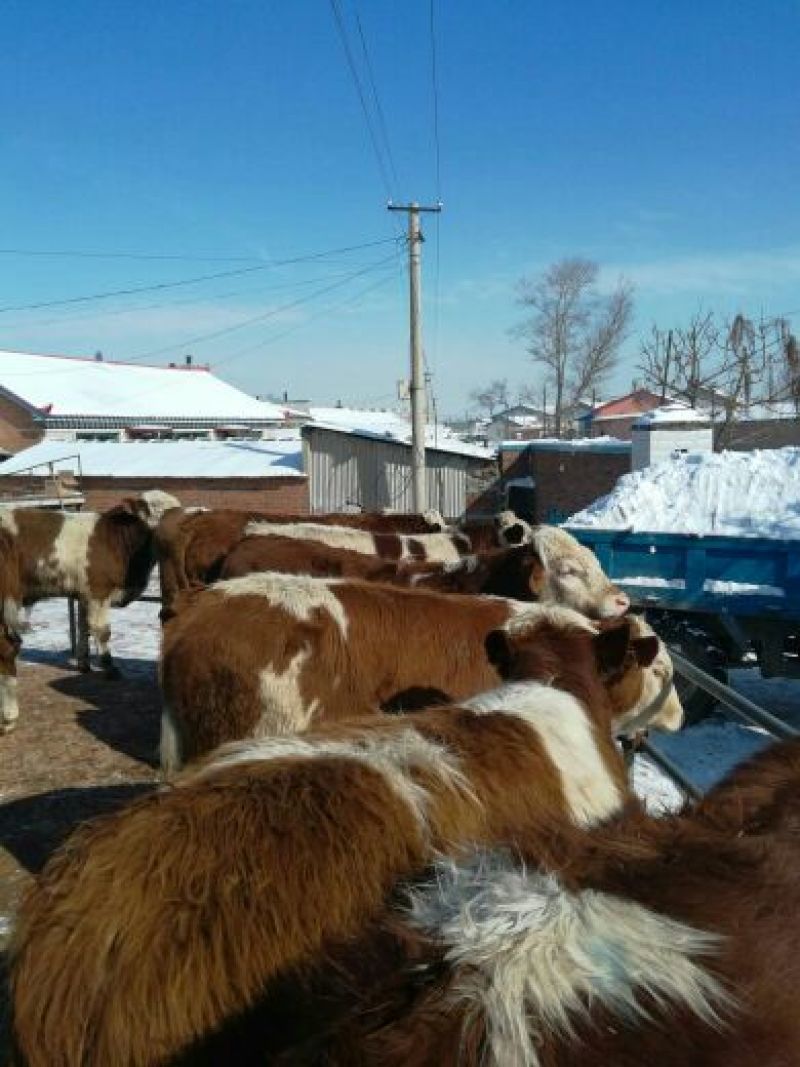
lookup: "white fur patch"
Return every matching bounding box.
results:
[257,647,319,735]
[194,727,474,836]
[32,513,97,597]
[159,700,182,773]
[0,674,19,731]
[139,489,181,528]
[216,572,348,637]
[246,521,377,555]
[503,602,597,635]
[0,509,18,536]
[2,598,23,633]
[463,682,621,828]
[408,852,731,1067]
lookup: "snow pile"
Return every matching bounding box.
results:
[633,403,708,427]
[568,447,800,538]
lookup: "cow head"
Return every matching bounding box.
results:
[494,510,534,547]
[485,607,681,738]
[530,526,629,619]
[132,490,182,529]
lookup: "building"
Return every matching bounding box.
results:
[578,388,666,440]
[0,349,292,456]
[499,438,631,524]
[302,423,495,519]
[0,437,308,513]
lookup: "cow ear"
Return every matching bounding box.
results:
[632,635,660,668]
[485,629,513,677]
[593,621,632,675]
[120,497,146,517]
[526,556,546,597]
[503,523,526,546]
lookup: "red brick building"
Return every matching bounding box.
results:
[578,389,665,440]
[499,439,631,524]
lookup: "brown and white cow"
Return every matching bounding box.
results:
[9,609,672,1067]
[303,744,800,1067]
[243,520,471,565]
[159,572,676,770]
[218,533,440,584]
[154,507,446,608]
[218,535,630,617]
[1,489,179,677]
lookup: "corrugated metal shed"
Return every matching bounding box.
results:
[302,425,487,518]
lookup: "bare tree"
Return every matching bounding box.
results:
[639,310,799,441]
[468,378,510,419]
[512,259,632,435]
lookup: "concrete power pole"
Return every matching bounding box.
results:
[388,200,442,512]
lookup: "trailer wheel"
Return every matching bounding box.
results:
[654,618,729,725]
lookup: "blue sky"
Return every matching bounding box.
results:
[1,1,798,415]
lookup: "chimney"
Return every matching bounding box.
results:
[94,350,103,362]
[185,354,193,367]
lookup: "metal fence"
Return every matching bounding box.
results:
[640,648,799,800]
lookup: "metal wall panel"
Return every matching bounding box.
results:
[304,427,467,518]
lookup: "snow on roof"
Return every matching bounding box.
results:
[568,447,800,539]
[633,404,709,428]
[0,437,305,480]
[502,436,631,454]
[306,406,494,459]
[0,350,288,421]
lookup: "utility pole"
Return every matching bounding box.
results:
[388,200,442,512]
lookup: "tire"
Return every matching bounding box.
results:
[650,616,729,726]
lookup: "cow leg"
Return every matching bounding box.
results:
[75,599,92,673]
[86,598,120,679]
[0,672,19,733]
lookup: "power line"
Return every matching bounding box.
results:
[0,262,396,331]
[429,0,442,200]
[328,0,397,205]
[213,263,403,368]
[124,251,402,362]
[0,237,399,314]
[352,5,399,193]
[0,248,264,263]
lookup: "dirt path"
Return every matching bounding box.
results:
[0,657,162,1058]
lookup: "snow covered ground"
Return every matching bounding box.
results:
[18,594,800,815]
[569,447,800,538]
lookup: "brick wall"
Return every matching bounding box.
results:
[715,418,800,451]
[0,395,44,455]
[0,474,309,513]
[499,447,629,523]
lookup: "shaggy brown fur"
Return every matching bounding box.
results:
[9,615,658,1067]
[272,743,800,1067]
[155,509,446,608]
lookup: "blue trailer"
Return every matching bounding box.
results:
[566,527,800,719]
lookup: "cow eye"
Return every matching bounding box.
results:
[559,562,584,578]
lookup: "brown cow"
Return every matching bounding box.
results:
[159,574,675,770]
[459,509,534,551]
[242,520,472,564]
[155,507,446,608]
[9,610,671,1067]
[0,489,179,677]
[300,744,800,1067]
[219,536,630,618]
